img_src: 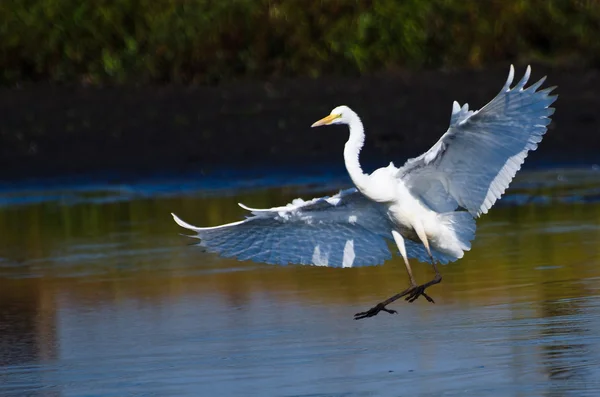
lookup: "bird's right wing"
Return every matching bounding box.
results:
[397,65,557,216]
[172,188,396,267]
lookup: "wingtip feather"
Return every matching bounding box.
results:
[171,212,200,231]
[515,65,531,90]
[452,101,460,114]
[504,64,515,90]
[527,76,547,92]
[238,202,252,210]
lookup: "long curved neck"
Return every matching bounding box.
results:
[343,113,369,190]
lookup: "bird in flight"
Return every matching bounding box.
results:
[172,65,557,319]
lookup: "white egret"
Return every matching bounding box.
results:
[172,65,557,319]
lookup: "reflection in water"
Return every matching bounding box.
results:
[538,295,599,395]
[0,168,599,396]
[2,288,56,363]
[0,279,59,396]
[542,299,588,380]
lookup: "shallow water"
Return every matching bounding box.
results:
[1,167,600,396]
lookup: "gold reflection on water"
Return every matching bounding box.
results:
[1,174,600,393]
[0,184,599,311]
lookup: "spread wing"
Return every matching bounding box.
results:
[172,188,396,267]
[397,65,557,216]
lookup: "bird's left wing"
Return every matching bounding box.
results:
[397,65,557,216]
[172,188,394,267]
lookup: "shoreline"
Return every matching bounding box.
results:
[1,64,599,183]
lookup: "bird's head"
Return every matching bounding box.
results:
[311,105,354,127]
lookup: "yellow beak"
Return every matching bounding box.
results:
[311,114,341,127]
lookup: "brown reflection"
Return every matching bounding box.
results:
[0,278,60,396]
[0,279,57,366]
[538,292,594,393]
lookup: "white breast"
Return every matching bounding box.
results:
[389,181,439,240]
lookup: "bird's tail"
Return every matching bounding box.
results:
[436,211,476,257]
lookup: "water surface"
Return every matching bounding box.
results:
[1,168,600,396]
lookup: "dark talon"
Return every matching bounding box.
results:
[354,303,397,320]
[355,271,442,318]
[422,292,435,303]
[405,284,436,303]
[354,286,416,319]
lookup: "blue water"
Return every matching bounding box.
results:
[1,167,600,396]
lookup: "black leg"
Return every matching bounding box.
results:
[354,285,415,320]
[354,261,442,320]
[403,257,441,303]
[405,273,441,303]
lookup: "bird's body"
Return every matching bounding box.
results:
[172,65,557,318]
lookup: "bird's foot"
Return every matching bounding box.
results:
[405,285,435,303]
[353,276,442,319]
[405,275,442,303]
[354,303,397,320]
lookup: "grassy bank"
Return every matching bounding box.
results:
[1,0,599,85]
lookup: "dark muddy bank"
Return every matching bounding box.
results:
[0,64,598,183]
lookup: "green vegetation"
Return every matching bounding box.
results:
[1,0,599,85]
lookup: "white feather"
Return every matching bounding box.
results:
[172,66,557,273]
[397,64,557,217]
